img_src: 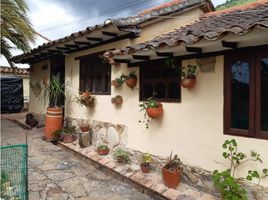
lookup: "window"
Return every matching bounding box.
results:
[79,55,111,95]
[140,59,181,102]
[224,46,268,139]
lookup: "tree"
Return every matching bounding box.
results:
[1,0,36,69]
[216,0,257,10]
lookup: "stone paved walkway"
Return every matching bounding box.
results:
[1,119,154,200]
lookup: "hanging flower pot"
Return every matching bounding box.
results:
[111,78,124,88]
[181,78,196,89]
[181,65,199,89]
[125,71,137,89]
[111,95,123,105]
[146,102,163,118]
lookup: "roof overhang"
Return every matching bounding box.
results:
[12,25,140,64]
[111,28,268,66]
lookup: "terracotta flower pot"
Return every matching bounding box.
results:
[98,148,109,155]
[162,164,181,189]
[111,95,123,105]
[111,80,122,88]
[80,125,90,132]
[117,156,125,163]
[181,78,196,89]
[125,78,137,88]
[140,163,150,173]
[45,107,63,140]
[62,134,76,143]
[146,103,163,118]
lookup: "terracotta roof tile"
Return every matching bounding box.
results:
[107,1,268,57]
[0,66,29,75]
[11,0,213,63]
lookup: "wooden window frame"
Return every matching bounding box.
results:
[79,55,111,95]
[224,46,268,140]
[139,58,181,103]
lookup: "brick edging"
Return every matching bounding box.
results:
[57,142,168,200]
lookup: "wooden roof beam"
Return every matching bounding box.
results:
[156,52,174,57]
[74,41,91,45]
[132,55,150,60]
[86,37,103,42]
[102,31,118,37]
[65,44,79,48]
[113,58,131,64]
[185,47,202,54]
[222,40,238,49]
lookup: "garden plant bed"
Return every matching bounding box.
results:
[58,141,220,200]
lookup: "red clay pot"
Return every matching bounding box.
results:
[181,78,196,89]
[117,156,125,163]
[146,103,163,118]
[140,163,150,173]
[62,135,76,143]
[98,148,109,155]
[111,80,122,88]
[125,78,137,88]
[45,107,63,140]
[162,164,181,189]
[80,125,90,132]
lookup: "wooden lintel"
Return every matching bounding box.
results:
[65,44,79,48]
[156,52,173,57]
[86,37,103,42]
[185,47,202,54]
[113,59,130,64]
[132,55,150,60]
[222,41,238,49]
[102,31,117,37]
[56,46,70,50]
[74,41,91,45]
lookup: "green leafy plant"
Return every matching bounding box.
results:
[113,148,131,164]
[139,96,162,128]
[181,64,198,79]
[44,75,66,107]
[73,91,96,107]
[164,152,182,171]
[213,170,247,200]
[126,71,137,79]
[111,76,125,87]
[62,126,77,135]
[141,153,152,165]
[98,144,109,151]
[213,139,266,200]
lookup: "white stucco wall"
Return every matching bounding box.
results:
[29,59,50,114]
[65,54,268,186]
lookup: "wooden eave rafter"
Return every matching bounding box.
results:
[17,27,140,63]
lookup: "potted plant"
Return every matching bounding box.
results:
[111,76,125,88]
[139,97,163,128]
[74,91,96,107]
[97,144,109,155]
[162,152,182,189]
[140,97,163,119]
[140,153,152,173]
[113,148,131,164]
[111,95,123,105]
[80,120,90,132]
[125,71,137,88]
[181,64,198,89]
[44,75,66,140]
[61,126,77,143]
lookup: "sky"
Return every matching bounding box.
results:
[0,0,226,67]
